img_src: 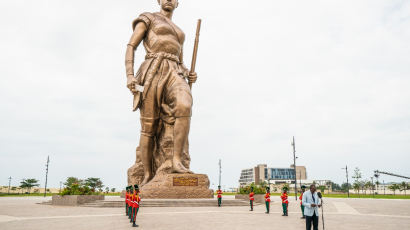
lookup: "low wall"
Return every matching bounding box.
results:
[52,195,104,206]
[235,194,265,203]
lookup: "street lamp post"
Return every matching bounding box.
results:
[218,159,222,188]
[44,156,50,197]
[342,166,349,198]
[291,136,297,201]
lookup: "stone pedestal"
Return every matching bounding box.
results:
[140,173,214,199]
[51,195,105,206]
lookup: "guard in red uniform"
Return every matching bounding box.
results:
[125,186,129,216]
[299,185,306,219]
[128,186,134,220]
[217,186,223,207]
[249,187,255,211]
[131,184,140,227]
[264,187,270,214]
[281,188,289,216]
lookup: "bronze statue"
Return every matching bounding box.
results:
[125,0,199,187]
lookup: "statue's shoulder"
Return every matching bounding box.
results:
[132,12,156,30]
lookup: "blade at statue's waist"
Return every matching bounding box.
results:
[145,52,179,63]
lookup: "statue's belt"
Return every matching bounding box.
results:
[134,52,180,94]
[145,52,179,63]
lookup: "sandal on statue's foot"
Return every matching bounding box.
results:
[172,162,193,174]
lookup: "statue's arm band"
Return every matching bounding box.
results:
[127,43,136,48]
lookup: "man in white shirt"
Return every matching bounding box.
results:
[302,184,322,230]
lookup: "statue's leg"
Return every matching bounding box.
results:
[140,135,154,185]
[167,77,193,174]
[140,117,158,185]
[172,116,192,173]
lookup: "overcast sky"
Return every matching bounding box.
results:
[0,0,409,191]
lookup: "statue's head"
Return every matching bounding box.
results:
[157,0,178,12]
[250,187,254,192]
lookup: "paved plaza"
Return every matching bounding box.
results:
[0,196,409,230]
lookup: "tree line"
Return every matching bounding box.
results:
[351,167,408,196]
[3,177,117,195]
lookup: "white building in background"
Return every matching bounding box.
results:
[238,168,255,185]
[239,164,307,187]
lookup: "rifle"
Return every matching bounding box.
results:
[189,19,202,89]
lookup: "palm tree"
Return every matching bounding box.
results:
[20,179,40,194]
[388,184,400,195]
[359,181,366,195]
[365,181,373,195]
[353,182,360,196]
[400,182,408,195]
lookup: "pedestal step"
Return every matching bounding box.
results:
[80,199,252,208]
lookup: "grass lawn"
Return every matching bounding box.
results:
[318,193,410,199]
[0,193,55,197]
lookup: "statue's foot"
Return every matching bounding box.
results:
[140,174,153,186]
[172,161,193,174]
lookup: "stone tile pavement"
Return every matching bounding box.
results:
[0,196,409,230]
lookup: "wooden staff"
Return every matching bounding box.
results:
[189,19,202,89]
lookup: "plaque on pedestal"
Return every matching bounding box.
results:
[139,173,214,199]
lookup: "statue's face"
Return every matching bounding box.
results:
[158,0,178,12]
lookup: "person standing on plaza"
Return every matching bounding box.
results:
[217,186,223,207]
[300,185,306,219]
[131,184,141,227]
[128,186,134,220]
[125,186,130,216]
[264,187,271,214]
[249,187,255,211]
[302,184,321,230]
[281,187,289,216]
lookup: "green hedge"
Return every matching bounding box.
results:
[239,182,267,194]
